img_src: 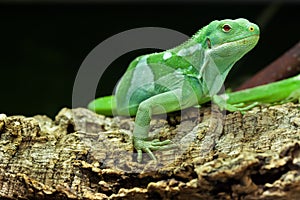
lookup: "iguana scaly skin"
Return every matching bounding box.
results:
[88,18,260,162]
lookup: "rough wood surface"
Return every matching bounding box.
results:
[0,103,300,199]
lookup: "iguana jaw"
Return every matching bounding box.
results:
[212,34,259,50]
[208,34,259,59]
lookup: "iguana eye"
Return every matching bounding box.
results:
[222,24,231,32]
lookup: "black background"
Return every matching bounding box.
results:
[0,1,299,117]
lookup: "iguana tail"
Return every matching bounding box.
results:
[88,95,116,116]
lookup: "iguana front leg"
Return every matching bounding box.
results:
[133,89,196,162]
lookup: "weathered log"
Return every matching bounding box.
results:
[0,103,300,199]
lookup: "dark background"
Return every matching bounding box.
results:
[0,1,299,118]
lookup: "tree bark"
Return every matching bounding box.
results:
[0,103,300,199]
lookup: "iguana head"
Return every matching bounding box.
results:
[200,18,260,59]
[192,18,259,76]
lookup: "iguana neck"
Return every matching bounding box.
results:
[171,38,233,77]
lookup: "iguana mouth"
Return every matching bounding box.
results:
[213,34,259,49]
[236,35,259,50]
[233,34,259,44]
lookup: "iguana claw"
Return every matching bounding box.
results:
[133,138,176,163]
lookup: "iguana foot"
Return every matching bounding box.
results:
[281,89,300,103]
[133,138,176,163]
[213,95,259,113]
[223,102,259,113]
